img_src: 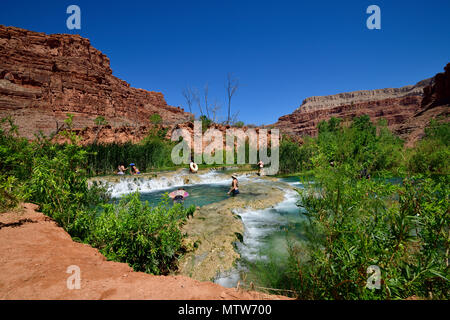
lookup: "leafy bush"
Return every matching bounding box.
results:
[255,117,449,299]
[290,170,449,299]
[199,115,212,133]
[0,174,25,211]
[408,120,449,175]
[279,136,315,174]
[94,116,108,126]
[149,113,162,125]
[0,116,192,276]
[85,139,175,175]
[88,192,189,274]
[233,121,245,128]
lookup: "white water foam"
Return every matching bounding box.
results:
[105,171,250,197]
[235,188,300,262]
[215,187,301,287]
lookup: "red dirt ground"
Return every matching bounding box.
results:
[0,203,288,300]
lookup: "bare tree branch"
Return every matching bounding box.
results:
[210,100,222,123]
[230,110,240,125]
[182,86,194,114]
[204,83,210,119]
[226,73,239,124]
[192,87,203,116]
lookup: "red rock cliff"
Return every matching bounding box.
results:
[0,25,193,139]
[273,78,432,137]
[395,63,450,146]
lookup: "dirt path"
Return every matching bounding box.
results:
[0,203,288,300]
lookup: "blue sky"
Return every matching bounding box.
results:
[1,0,449,125]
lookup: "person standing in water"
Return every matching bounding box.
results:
[228,175,239,196]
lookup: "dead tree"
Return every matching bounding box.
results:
[182,86,194,114]
[226,73,239,124]
[203,83,210,119]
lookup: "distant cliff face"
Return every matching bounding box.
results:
[395,63,450,146]
[0,25,192,139]
[274,79,432,137]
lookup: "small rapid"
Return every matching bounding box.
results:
[214,181,304,288]
[102,170,250,198]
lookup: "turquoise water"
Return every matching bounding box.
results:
[112,176,306,288]
[215,180,307,288]
[139,183,230,208]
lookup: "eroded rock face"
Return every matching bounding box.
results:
[395,63,450,146]
[273,79,432,137]
[421,63,450,108]
[0,25,193,139]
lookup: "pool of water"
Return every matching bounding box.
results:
[110,175,307,289]
[138,183,231,208]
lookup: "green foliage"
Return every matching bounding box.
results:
[279,136,315,174]
[87,192,187,274]
[258,116,449,299]
[199,115,212,133]
[0,174,26,211]
[233,121,245,128]
[85,139,175,175]
[408,120,449,175]
[289,171,449,299]
[0,116,192,276]
[29,139,107,237]
[316,115,403,174]
[94,116,108,127]
[149,113,162,125]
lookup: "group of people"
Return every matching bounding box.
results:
[117,163,140,175]
[114,158,264,204]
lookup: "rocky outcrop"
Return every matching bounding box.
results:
[273,78,433,137]
[178,179,287,282]
[395,63,450,146]
[0,25,193,140]
[421,63,450,108]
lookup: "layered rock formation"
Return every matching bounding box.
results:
[0,25,192,140]
[395,63,450,146]
[274,78,433,137]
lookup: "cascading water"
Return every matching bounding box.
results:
[214,184,304,288]
[95,169,305,289]
[103,171,250,198]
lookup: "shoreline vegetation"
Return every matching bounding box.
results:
[0,114,449,299]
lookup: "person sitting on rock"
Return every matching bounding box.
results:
[117,164,127,175]
[130,163,140,175]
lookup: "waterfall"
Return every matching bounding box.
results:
[214,187,301,288]
[95,171,250,198]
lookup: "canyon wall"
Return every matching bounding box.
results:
[0,25,192,139]
[274,78,432,137]
[395,63,450,146]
